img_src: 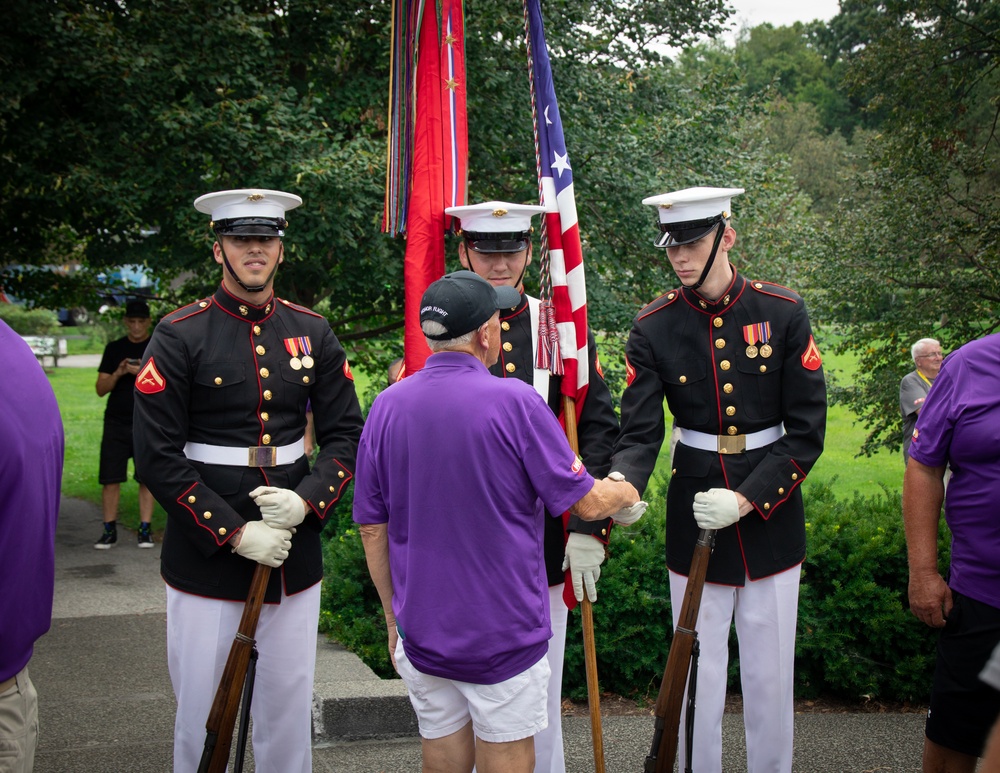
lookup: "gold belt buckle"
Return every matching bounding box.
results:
[248,446,278,467]
[717,435,747,454]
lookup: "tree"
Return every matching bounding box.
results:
[2,0,824,383]
[813,0,1000,455]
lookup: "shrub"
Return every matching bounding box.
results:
[562,475,671,703]
[319,475,951,704]
[0,304,60,335]
[320,522,398,679]
[795,481,946,702]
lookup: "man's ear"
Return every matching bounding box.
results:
[457,241,471,269]
[478,320,492,348]
[212,241,224,266]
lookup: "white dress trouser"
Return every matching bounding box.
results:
[669,565,800,773]
[166,581,321,773]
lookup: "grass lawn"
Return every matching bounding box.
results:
[45,355,374,533]
[47,366,168,533]
[47,328,899,533]
[640,338,900,499]
[810,342,901,496]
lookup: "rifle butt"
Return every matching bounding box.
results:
[198,563,272,773]
[648,529,715,773]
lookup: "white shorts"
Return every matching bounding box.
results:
[395,638,550,744]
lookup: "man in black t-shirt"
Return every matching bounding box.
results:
[95,299,154,548]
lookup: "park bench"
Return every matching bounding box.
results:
[22,335,67,367]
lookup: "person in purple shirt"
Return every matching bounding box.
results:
[0,319,64,769]
[903,331,1000,773]
[354,271,644,773]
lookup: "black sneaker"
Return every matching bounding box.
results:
[94,525,117,549]
[137,525,153,549]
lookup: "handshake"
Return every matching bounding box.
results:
[232,487,308,568]
[605,471,647,526]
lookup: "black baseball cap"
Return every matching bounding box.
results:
[420,271,521,340]
[124,299,151,318]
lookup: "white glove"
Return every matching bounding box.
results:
[561,532,606,602]
[692,488,741,530]
[234,520,293,568]
[611,501,647,526]
[606,471,647,526]
[249,486,307,530]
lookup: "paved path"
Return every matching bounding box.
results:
[54,353,101,368]
[38,353,928,770]
[30,498,927,772]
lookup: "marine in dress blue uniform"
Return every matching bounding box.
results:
[610,187,826,773]
[447,201,620,773]
[133,189,363,773]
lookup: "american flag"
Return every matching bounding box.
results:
[526,0,589,418]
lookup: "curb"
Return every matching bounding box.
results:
[312,636,418,743]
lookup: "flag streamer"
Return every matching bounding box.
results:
[384,0,468,374]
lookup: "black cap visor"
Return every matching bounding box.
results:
[421,271,521,340]
[653,215,723,248]
[463,231,530,254]
[213,217,287,237]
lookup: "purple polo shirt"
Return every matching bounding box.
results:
[353,351,594,684]
[0,321,64,680]
[910,333,1000,608]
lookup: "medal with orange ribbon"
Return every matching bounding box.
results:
[284,338,303,370]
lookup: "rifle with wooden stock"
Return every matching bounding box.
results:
[645,528,716,773]
[198,563,271,773]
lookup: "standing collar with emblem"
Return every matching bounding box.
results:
[682,272,746,313]
[213,284,276,322]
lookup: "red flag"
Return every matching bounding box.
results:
[385,1,467,375]
[402,3,446,374]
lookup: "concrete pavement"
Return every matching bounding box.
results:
[30,496,927,772]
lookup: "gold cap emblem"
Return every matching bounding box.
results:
[492,208,508,217]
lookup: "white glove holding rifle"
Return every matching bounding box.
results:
[249,486,307,530]
[562,533,606,602]
[233,521,292,568]
[692,488,741,530]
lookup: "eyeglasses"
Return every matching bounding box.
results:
[916,352,943,360]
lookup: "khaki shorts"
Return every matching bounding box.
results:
[0,667,38,773]
[395,639,550,744]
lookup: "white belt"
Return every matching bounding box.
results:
[678,424,784,455]
[183,438,305,467]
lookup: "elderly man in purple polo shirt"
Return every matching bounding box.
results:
[0,320,64,770]
[354,270,645,773]
[903,332,1000,773]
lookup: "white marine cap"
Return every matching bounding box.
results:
[445,200,546,253]
[641,186,744,247]
[193,188,303,236]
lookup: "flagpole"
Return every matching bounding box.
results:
[523,2,605,769]
[563,394,607,773]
